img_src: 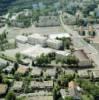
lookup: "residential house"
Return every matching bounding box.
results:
[68,81,81,100]
[92,70,99,80]
[31,67,42,78]
[78,70,89,78]
[11,81,23,92]
[0,84,8,97]
[16,66,29,75]
[44,68,56,79]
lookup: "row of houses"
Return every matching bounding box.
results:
[78,70,99,80]
[0,80,53,98]
[10,80,53,92]
[18,92,53,100]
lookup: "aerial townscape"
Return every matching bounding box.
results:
[1,0,99,100]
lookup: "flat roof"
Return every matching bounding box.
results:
[20,45,54,59]
[12,81,23,90]
[49,33,70,39]
[31,67,41,76]
[92,70,99,78]
[45,68,56,76]
[30,81,53,88]
[16,35,28,42]
[28,33,47,40]
[47,39,62,44]
[16,66,28,74]
[56,50,70,56]
[78,70,89,77]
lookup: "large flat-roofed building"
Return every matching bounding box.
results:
[28,34,47,46]
[47,39,62,50]
[15,35,28,44]
[74,50,92,67]
[20,45,54,60]
[49,33,70,39]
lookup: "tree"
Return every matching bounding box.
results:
[57,37,72,50]
[5,91,16,100]
[0,74,3,83]
[14,62,19,70]
[65,96,73,100]
[64,55,79,65]
[15,53,21,62]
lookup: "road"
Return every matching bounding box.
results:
[59,13,99,68]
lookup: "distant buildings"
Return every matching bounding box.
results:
[78,70,89,78]
[35,16,60,27]
[92,70,99,80]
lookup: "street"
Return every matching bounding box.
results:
[59,13,99,68]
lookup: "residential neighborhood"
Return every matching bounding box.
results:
[0,0,99,100]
